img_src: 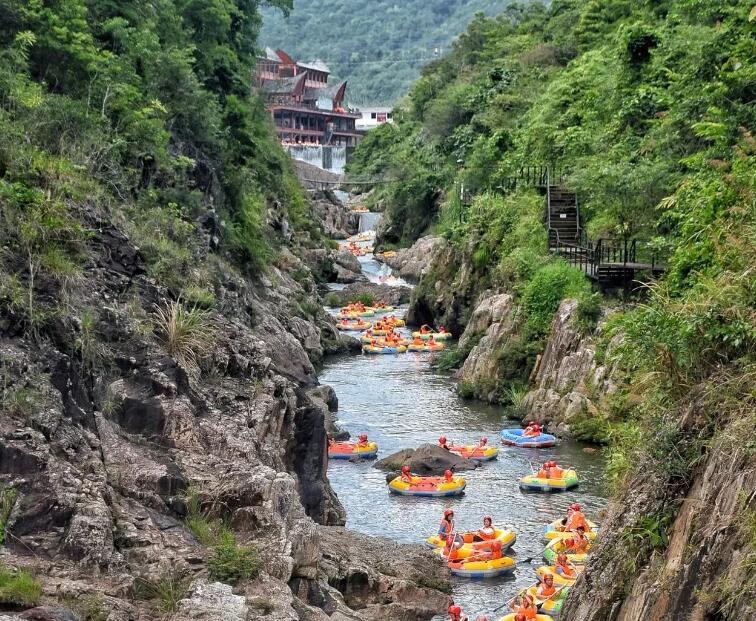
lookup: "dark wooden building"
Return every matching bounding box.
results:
[254,48,361,148]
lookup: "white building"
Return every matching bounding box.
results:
[356,107,394,131]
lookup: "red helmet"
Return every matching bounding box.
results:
[444,469,453,481]
[570,503,582,511]
[515,615,526,621]
[444,508,454,518]
[479,436,488,446]
[565,538,575,547]
[358,433,368,441]
[483,515,492,525]
[439,436,447,444]
[401,465,410,474]
[449,605,462,615]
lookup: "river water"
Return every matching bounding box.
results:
[322,222,607,620]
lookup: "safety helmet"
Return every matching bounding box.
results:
[565,538,575,547]
[570,503,582,511]
[444,469,453,480]
[515,615,526,621]
[449,605,462,615]
[439,436,447,444]
[444,508,454,518]
[483,515,492,525]
[358,433,368,441]
[401,465,410,474]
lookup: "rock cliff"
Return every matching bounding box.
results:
[0,195,449,620]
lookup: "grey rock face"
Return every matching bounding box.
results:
[383,236,445,283]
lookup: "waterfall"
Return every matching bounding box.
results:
[358,212,381,233]
[285,145,348,173]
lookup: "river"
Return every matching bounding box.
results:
[324,223,607,620]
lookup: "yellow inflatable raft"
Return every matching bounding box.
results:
[336,320,372,331]
[363,344,407,354]
[412,330,452,341]
[519,469,579,492]
[498,615,554,621]
[543,537,590,564]
[536,564,584,587]
[525,584,569,617]
[427,528,516,550]
[543,519,599,541]
[388,474,465,497]
[448,444,498,461]
[448,555,515,578]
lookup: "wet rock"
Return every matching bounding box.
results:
[374,444,479,474]
[19,608,80,621]
[308,190,359,239]
[383,236,445,283]
[327,283,412,307]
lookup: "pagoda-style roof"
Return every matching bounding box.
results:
[297,59,330,74]
[264,47,281,62]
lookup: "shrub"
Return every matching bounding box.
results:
[63,594,109,621]
[133,574,191,613]
[574,291,602,334]
[208,532,262,585]
[183,285,215,309]
[0,565,42,607]
[521,262,591,338]
[152,300,212,373]
[432,334,481,372]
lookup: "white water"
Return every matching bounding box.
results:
[285,145,347,173]
[358,212,381,233]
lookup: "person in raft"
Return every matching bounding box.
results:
[523,420,542,437]
[400,465,413,483]
[471,515,496,542]
[479,436,489,446]
[443,534,465,561]
[558,503,591,532]
[438,435,451,450]
[447,604,468,621]
[356,434,369,447]
[567,525,591,553]
[536,572,557,598]
[555,553,580,579]
[427,334,440,348]
[438,508,455,538]
[412,335,424,345]
[420,324,432,334]
[465,538,503,562]
[511,593,538,619]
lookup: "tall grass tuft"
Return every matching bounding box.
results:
[153,300,211,374]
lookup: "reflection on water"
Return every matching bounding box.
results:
[320,346,607,620]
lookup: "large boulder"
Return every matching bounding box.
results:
[374,444,479,475]
[383,236,445,283]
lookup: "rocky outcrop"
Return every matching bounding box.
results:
[305,190,358,239]
[325,283,412,308]
[0,191,446,621]
[374,444,479,474]
[522,299,619,434]
[382,236,445,283]
[563,406,756,621]
[454,293,518,402]
[333,250,366,284]
[317,526,452,620]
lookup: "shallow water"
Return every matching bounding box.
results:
[321,335,607,619]
[322,223,607,619]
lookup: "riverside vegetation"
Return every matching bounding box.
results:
[349,1,755,618]
[0,1,454,620]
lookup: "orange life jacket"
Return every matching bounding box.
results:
[537,583,557,598]
[566,511,589,531]
[537,469,549,478]
[515,604,537,620]
[556,562,576,578]
[572,535,590,553]
[477,527,496,541]
[548,466,566,479]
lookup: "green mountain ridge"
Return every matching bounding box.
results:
[260,0,517,105]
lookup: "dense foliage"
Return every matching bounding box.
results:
[260,0,514,105]
[0,0,317,334]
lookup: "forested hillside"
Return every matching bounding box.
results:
[350,1,756,617]
[260,0,514,104]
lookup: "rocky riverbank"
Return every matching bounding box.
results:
[0,192,450,621]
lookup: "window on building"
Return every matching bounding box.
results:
[371,112,377,119]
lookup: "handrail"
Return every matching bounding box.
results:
[546,167,552,233]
